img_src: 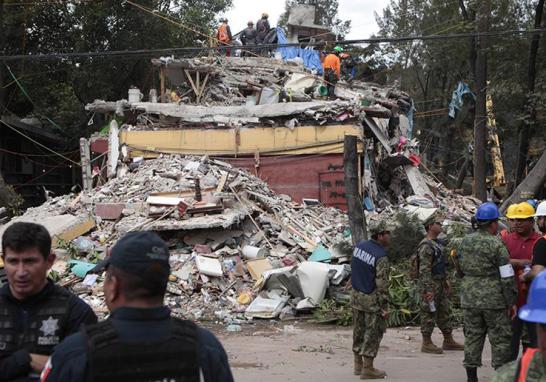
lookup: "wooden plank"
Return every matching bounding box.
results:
[184,69,199,98]
[160,67,166,103]
[216,172,229,193]
[364,117,392,153]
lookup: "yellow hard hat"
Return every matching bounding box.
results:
[505,204,518,219]
[262,12,269,18]
[508,202,535,219]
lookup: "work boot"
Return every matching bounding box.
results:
[361,356,386,379]
[442,332,464,351]
[354,353,363,375]
[465,367,478,382]
[421,335,444,354]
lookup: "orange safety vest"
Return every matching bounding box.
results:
[323,54,341,78]
[518,348,540,382]
[217,24,229,43]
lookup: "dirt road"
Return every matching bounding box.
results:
[215,323,495,382]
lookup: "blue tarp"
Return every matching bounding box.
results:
[276,28,324,75]
[448,81,476,119]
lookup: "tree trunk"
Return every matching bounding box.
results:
[473,0,490,201]
[344,135,367,245]
[500,149,546,213]
[456,157,471,190]
[513,0,545,191]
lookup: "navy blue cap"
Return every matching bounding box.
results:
[98,231,170,275]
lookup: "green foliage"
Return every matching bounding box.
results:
[0,0,232,147]
[4,186,24,217]
[374,0,545,181]
[386,211,425,262]
[387,265,421,327]
[55,238,79,258]
[313,298,353,326]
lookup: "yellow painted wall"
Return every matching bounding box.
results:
[120,124,362,157]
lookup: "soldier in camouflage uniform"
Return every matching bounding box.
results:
[351,219,391,379]
[418,215,464,354]
[492,270,546,382]
[457,202,517,382]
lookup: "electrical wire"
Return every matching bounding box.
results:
[5,64,64,131]
[2,0,97,5]
[0,146,78,157]
[0,28,544,62]
[125,0,261,58]
[0,119,81,166]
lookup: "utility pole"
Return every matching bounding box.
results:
[344,135,367,245]
[472,0,490,201]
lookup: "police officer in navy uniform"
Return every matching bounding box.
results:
[42,231,233,382]
[0,222,97,381]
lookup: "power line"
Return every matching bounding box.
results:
[0,28,544,62]
[0,119,81,166]
[2,0,97,6]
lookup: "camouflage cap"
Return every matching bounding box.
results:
[423,211,446,227]
[369,219,393,235]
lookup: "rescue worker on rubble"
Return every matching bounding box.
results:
[492,270,546,382]
[522,201,546,283]
[216,18,232,56]
[457,202,517,382]
[240,21,257,56]
[323,46,343,100]
[417,214,464,354]
[256,12,270,55]
[41,231,233,382]
[502,202,540,359]
[0,222,97,381]
[351,219,391,380]
[340,52,357,82]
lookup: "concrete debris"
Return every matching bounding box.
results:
[85,56,412,128]
[4,154,350,322]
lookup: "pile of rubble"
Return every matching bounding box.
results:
[86,56,413,127]
[0,155,351,323]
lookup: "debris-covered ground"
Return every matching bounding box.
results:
[217,324,493,382]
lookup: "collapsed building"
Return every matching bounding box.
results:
[0,55,483,322]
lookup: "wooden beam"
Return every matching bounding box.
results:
[160,67,166,103]
[184,69,199,99]
[344,135,367,244]
[79,138,92,192]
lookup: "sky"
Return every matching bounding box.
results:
[223,0,391,39]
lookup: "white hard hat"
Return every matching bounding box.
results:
[534,201,546,217]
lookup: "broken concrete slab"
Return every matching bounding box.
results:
[0,214,95,254]
[95,203,125,220]
[196,255,223,277]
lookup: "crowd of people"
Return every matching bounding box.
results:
[351,200,546,381]
[215,13,271,57]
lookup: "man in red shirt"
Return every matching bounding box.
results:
[502,202,541,360]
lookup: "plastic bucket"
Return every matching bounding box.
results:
[128,88,143,103]
[242,245,267,260]
[318,85,328,97]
